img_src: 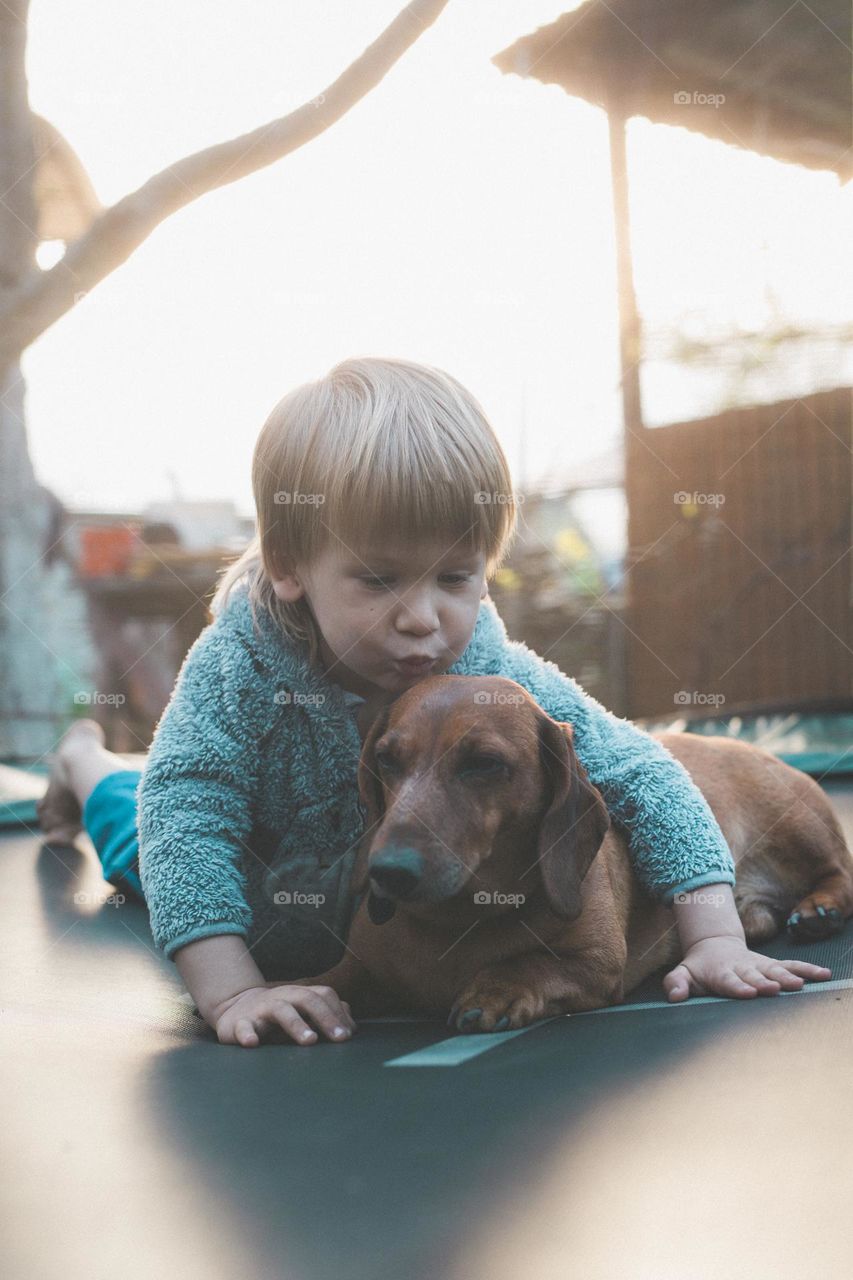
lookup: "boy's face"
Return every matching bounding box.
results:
[270,535,489,700]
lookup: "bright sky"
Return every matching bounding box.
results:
[24,0,853,515]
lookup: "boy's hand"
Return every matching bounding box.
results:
[663,935,832,1002]
[209,983,357,1048]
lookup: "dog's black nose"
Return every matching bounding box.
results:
[369,847,424,899]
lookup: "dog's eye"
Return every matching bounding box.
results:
[458,755,507,778]
[374,751,400,773]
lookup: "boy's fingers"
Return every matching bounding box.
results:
[661,956,831,1005]
[222,1001,318,1046]
[294,990,355,1035]
[274,993,351,1043]
[331,1000,356,1032]
[270,1007,320,1045]
[735,965,781,994]
[662,964,691,1000]
[269,984,356,1031]
[323,993,356,1032]
[765,964,805,988]
[216,1016,260,1046]
[290,985,356,1031]
[722,969,760,996]
[780,960,831,979]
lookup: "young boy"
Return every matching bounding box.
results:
[39,357,831,1046]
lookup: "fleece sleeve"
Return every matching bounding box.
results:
[499,639,736,906]
[136,620,263,960]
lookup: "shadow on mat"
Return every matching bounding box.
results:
[140,943,853,1280]
[30,830,853,1280]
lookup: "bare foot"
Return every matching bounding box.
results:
[37,720,105,844]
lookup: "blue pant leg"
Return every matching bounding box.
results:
[81,769,145,901]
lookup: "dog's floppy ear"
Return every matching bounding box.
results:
[354,702,397,923]
[535,713,611,921]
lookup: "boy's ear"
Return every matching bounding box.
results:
[269,553,305,602]
[271,575,304,603]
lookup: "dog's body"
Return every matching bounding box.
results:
[285,676,853,1030]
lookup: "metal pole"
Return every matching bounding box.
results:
[606,107,644,718]
[606,108,644,441]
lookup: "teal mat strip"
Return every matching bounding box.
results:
[0,763,47,830]
[382,980,853,1066]
[574,976,853,1013]
[384,1017,560,1067]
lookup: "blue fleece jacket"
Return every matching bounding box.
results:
[136,584,735,980]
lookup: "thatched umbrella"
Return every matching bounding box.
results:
[493,0,851,438]
[493,0,851,177]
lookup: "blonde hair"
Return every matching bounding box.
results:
[210,355,519,669]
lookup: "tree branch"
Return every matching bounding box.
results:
[0,0,450,362]
[0,0,36,294]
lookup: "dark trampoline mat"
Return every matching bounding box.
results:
[3,777,853,1280]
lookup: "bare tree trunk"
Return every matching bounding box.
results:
[0,0,450,759]
[0,366,77,759]
[0,0,61,759]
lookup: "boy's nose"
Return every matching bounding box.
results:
[369,846,424,898]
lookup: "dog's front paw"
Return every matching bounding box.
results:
[786,901,844,941]
[447,982,549,1034]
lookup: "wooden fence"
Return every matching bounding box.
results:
[624,386,852,718]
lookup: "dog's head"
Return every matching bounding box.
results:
[353,675,610,925]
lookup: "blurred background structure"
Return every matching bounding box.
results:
[0,0,850,762]
[492,0,852,725]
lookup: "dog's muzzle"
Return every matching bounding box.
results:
[366,846,425,923]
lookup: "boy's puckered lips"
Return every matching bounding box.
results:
[394,655,437,674]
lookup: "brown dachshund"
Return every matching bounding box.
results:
[288,675,853,1031]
